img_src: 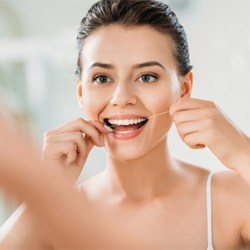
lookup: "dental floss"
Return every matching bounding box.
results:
[147,110,170,119]
[103,110,170,132]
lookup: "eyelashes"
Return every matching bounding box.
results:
[93,75,112,84]
[93,73,159,85]
[138,74,158,83]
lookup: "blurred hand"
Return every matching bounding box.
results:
[0,98,39,189]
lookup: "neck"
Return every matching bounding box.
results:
[104,139,180,202]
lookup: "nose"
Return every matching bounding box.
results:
[110,83,137,107]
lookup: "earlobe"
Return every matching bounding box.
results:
[180,71,193,97]
[76,79,84,109]
[76,79,82,97]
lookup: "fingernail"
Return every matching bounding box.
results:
[92,120,109,134]
[103,124,113,132]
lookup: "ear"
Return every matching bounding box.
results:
[180,71,193,97]
[76,79,84,109]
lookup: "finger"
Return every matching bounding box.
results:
[44,133,87,165]
[182,131,208,149]
[174,120,215,149]
[65,148,77,166]
[44,136,95,168]
[92,120,109,134]
[71,136,88,166]
[176,121,201,138]
[175,119,216,140]
[50,118,97,134]
[45,132,102,148]
[170,97,215,115]
[173,108,214,124]
[44,142,78,165]
[45,119,103,147]
[44,133,96,166]
[76,138,95,167]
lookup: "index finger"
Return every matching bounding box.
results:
[170,97,212,115]
[47,118,102,146]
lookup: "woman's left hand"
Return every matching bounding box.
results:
[170,97,250,172]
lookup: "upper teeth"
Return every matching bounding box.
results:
[108,118,147,126]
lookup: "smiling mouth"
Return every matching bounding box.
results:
[103,117,149,132]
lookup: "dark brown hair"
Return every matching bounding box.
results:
[76,0,192,77]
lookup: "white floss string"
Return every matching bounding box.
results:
[147,110,170,119]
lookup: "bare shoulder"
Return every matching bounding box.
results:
[176,159,210,185]
[212,170,250,246]
[212,170,250,202]
[212,170,250,221]
[179,164,250,246]
[212,170,250,218]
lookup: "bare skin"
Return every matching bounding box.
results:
[1,24,250,249]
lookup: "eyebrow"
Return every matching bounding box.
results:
[133,61,166,70]
[89,61,167,71]
[89,62,114,70]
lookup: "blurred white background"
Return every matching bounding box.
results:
[0,0,250,225]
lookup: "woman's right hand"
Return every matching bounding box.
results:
[42,118,108,183]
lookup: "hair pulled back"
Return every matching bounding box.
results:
[76,0,192,77]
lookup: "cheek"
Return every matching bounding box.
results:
[145,86,179,114]
[81,86,105,120]
[144,82,179,139]
[145,72,180,114]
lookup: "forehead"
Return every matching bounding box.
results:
[81,24,176,70]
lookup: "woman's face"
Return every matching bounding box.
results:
[78,24,190,160]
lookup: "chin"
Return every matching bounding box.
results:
[103,123,170,162]
[106,144,150,162]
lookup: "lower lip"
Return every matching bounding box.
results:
[109,123,147,140]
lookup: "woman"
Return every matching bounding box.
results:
[1,0,250,248]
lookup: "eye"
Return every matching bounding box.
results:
[138,74,158,83]
[94,75,112,84]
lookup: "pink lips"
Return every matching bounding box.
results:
[110,125,146,140]
[103,113,148,140]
